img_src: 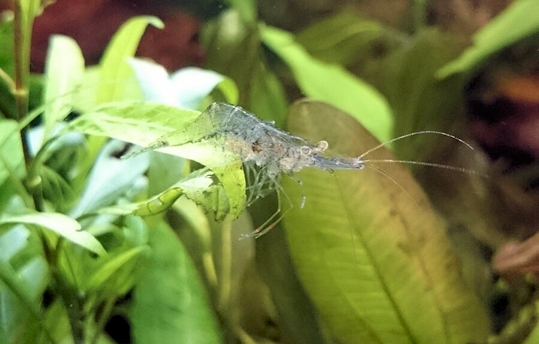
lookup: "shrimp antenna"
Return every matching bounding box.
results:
[362,159,489,178]
[357,131,474,160]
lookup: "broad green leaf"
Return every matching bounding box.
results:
[97,16,164,104]
[130,222,222,344]
[437,0,539,78]
[0,213,106,255]
[42,35,84,140]
[69,102,246,218]
[282,100,489,343]
[261,25,393,142]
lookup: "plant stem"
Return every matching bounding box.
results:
[11,0,44,212]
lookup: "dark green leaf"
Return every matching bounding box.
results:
[296,12,386,67]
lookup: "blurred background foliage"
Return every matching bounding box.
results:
[1,0,539,343]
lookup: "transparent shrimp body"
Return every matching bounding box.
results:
[205,103,365,175]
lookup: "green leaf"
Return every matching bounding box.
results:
[0,120,25,186]
[282,100,489,343]
[69,139,149,218]
[226,0,257,24]
[261,25,393,142]
[98,170,229,220]
[0,18,14,78]
[70,102,246,218]
[42,35,85,140]
[296,12,386,67]
[0,257,48,342]
[0,213,106,256]
[130,222,222,344]
[437,0,539,78]
[87,246,146,294]
[0,225,52,343]
[97,16,164,104]
[0,226,29,262]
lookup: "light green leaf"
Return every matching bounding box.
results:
[0,213,106,256]
[437,0,539,78]
[98,170,228,219]
[0,120,25,186]
[97,16,164,104]
[261,25,393,142]
[0,225,52,343]
[0,258,48,343]
[130,222,222,344]
[69,102,198,144]
[226,1,257,24]
[87,246,146,294]
[282,100,489,343]
[0,226,30,262]
[42,35,84,140]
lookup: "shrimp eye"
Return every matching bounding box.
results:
[316,140,329,152]
[300,146,312,156]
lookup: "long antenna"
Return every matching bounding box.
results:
[362,159,489,178]
[357,131,474,160]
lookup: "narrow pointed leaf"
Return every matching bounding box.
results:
[0,213,105,256]
[43,35,84,139]
[261,25,393,142]
[98,16,164,103]
[438,0,539,78]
